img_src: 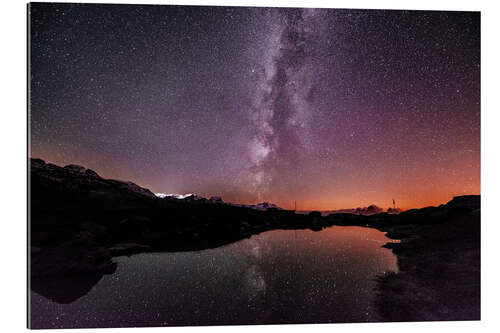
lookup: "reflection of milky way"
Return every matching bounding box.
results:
[244,265,266,305]
[30,226,399,327]
[242,237,269,305]
[30,4,480,209]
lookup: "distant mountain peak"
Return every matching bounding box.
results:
[155,193,196,200]
[155,193,224,204]
[153,193,282,210]
[230,201,283,211]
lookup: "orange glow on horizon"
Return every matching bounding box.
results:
[30,141,480,212]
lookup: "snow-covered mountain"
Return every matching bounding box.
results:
[155,193,223,204]
[154,193,282,211]
[230,202,283,211]
[155,193,197,200]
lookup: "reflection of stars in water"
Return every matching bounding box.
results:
[245,265,267,304]
[242,236,270,308]
[30,227,398,327]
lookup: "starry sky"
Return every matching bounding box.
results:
[29,3,480,210]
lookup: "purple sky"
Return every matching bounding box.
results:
[29,4,480,209]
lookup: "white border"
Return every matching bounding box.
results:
[1,0,499,332]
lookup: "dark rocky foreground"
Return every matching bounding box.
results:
[373,196,480,321]
[29,158,480,321]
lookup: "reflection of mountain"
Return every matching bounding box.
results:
[31,270,114,304]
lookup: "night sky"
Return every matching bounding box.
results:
[29,3,480,210]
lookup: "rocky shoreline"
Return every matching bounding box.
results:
[29,158,480,321]
[374,197,480,321]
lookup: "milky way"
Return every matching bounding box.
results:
[29,4,480,209]
[245,8,319,199]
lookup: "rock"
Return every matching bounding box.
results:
[445,195,480,210]
[321,205,384,216]
[64,164,87,173]
[120,181,157,198]
[183,194,202,202]
[387,208,402,214]
[384,231,410,239]
[209,196,224,203]
[85,168,99,177]
[308,211,322,227]
[231,202,283,211]
[30,158,46,167]
[308,211,322,218]
[355,205,383,215]
[30,157,158,209]
[381,242,400,249]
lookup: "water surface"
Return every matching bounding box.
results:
[30,226,398,328]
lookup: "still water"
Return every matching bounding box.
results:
[30,226,398,328]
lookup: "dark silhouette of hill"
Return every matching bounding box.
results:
[29,158,480,321]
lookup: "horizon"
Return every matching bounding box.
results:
[29,4,480,211]
[29,156,478,211]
